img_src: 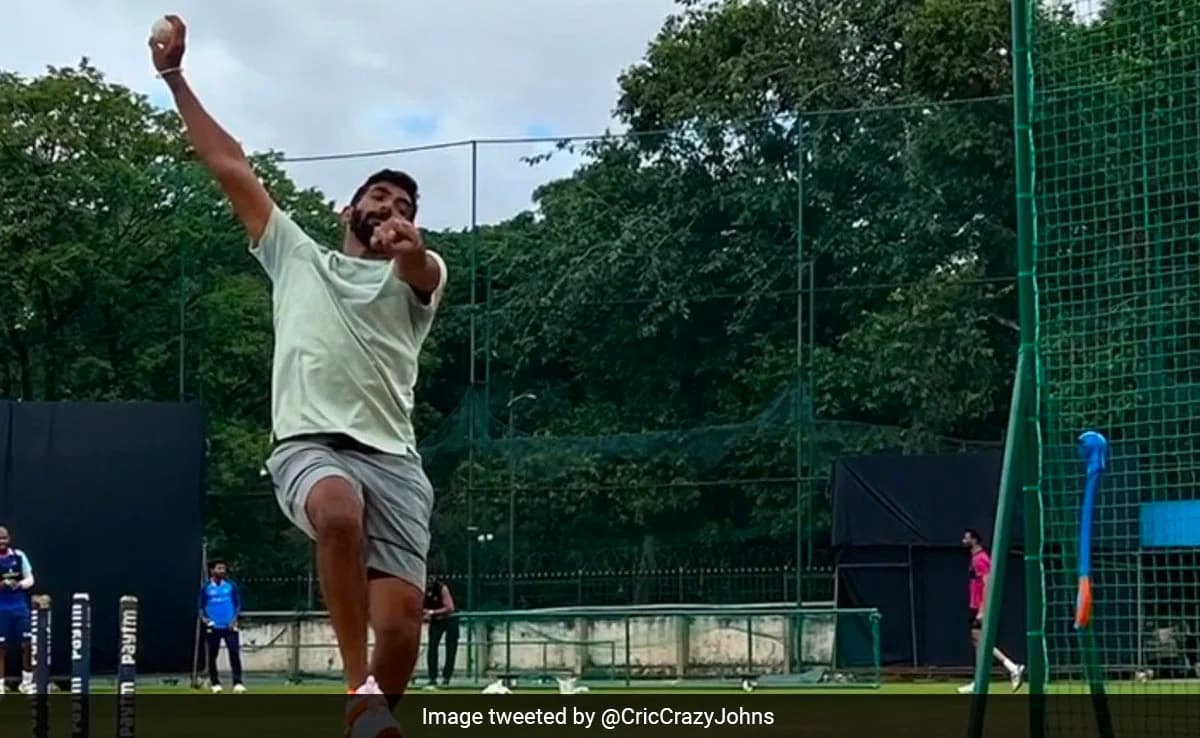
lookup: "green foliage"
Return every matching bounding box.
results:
[0,61,337,576]
[2,0,1175,602]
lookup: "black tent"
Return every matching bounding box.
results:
[0,401,205,675]
[831,452,1026,668]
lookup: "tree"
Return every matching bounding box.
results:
[7,0,1168,606]
[0,61,341,585]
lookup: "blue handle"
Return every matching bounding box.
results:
[1077,431,1108,579]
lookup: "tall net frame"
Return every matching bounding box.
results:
[982,0,1200,736]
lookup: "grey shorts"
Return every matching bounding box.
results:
[265,435,434,590]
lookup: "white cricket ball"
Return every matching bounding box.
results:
[151,18,173,43]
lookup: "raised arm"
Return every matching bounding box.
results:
[150,16,274,241]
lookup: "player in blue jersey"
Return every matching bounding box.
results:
[0,527,35,695]
[199,559,245,693]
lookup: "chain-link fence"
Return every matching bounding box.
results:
[200,97,1012,611]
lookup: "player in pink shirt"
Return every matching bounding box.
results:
[959,528,1025,693]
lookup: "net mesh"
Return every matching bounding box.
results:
[1029,0,1200,729]
[235,605,882,690]
[228,100,1010,612]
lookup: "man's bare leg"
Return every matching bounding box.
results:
[0,643,6,693]
[306,478,371,691]
[20,638,33,691]
[993,647,1015,667]
[993,646,1024,688]
[961,630,1024,692]
[964,628,1022,691]
[367,576,424,697]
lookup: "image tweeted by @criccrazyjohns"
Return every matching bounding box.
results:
[422,704,777,730]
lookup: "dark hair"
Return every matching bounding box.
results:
[350,169,419,214]
[964,528,984,545]
[208,558,227,572]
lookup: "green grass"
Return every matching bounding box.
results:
[72,678,1200,695]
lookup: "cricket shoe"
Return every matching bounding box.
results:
[346,676,403,738]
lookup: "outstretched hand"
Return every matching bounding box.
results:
[149,15,187,74]
[371,216,425,260]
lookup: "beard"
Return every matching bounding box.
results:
[349,208,387,251]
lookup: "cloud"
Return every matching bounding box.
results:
[1,0,678,231]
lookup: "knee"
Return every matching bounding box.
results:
[373,591,423,643]
[306,480,363,540]
[374,616,420,646]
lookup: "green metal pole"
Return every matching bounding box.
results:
[966,352,1027,736]
[484,261,493,429]
[806,259,815,570]
[505,617,512,682]
[624,616,632,687]
[467,529,475,613]
[872,612,881,687]
[746,616,754,673]
[1010,0,1049,720]
[507,399,516,610]
[467,140,479,587]
[794,117,805,606]
[966,2,1046,738]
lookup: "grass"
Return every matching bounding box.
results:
[67,676,1200,695]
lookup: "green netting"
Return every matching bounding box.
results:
[1028,0,1200,732]
[226,98,1012,612]
[234,605,882,690]
[401,106,1009,612]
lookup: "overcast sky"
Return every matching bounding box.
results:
[3,0,679,229]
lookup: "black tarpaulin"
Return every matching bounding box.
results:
[832,452,1023,548]
[831,452,1026,668]
[0,401,205,676]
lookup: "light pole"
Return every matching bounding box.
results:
[466,525,479,612]
[465,528,492,682]
[506,391,537,609]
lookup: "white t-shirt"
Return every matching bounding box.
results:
[250,206,446,457]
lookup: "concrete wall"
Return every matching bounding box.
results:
[232,610,840,680]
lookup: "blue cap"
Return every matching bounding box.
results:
[1078,430,1108,473]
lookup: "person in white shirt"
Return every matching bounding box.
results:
[152,16,447,738]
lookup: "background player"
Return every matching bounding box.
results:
[422,573,458,688]
[199,559,246,693]
[0,526,35,695]
[152,15,445,737]
[959,528,1025,693]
